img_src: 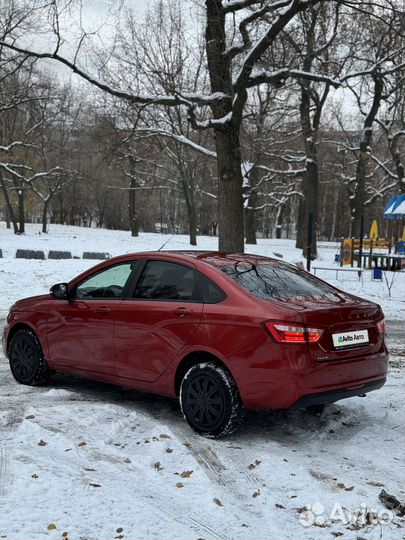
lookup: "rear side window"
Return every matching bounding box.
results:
[221,262,332,300]
[133,260,199,301]
[196,271,226,303]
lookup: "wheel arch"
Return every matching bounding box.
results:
[173,350,236,397]
[7,322,38,355]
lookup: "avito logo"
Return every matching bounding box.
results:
[338,335,353,343]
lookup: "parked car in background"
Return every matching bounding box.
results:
[3,251,388,437]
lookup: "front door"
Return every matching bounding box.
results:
[47,262,135,375]
[114,259,203,382]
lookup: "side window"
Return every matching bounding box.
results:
[197,271,226,304]
[133,260,199,302]
[75,263,134,300]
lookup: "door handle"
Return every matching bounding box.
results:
[172,307,193,318]
[94,306,112,314]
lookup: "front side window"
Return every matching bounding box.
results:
[221,262,333,300]
[133,260,198,301]
[75,263,134,299]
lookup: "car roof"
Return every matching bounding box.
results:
[130,250,282,267]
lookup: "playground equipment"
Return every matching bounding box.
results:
[340,195,405,270]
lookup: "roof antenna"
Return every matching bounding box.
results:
[157,234,175,252]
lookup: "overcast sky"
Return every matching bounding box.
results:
[37,0,149,82]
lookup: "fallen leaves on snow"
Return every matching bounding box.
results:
[180,470,193,478]
[247,460,262,470]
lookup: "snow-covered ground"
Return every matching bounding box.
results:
[0,222,404,540]
[0,221,404,321]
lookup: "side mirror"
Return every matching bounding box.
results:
[50,283,69,299]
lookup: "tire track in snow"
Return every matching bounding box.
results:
[175,432,264,520]
[81,443,231,540]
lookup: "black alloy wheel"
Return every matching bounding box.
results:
[9,329,50,386]
[180,362,244,437]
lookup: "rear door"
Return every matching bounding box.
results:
[114,259,203,382]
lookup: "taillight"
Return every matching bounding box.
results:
[265,323,323,343]
[377,318,385,335]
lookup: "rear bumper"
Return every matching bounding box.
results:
[237,347,389,410]
[292,377,386,408]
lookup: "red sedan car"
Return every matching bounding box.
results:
[3,251,388,437]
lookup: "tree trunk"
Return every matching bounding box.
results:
[42,200,49,233]
[390,134,405,194]
[127,156,139,237]
[351,73,383,237]
[296,86,318,258]
[330,186,338,241]
[17,189,25,234]
[58,193,64,224]
[128,177,138,237]
[245,205,256,244]
[296,197,305,247]
[275,204,284,239]
[188,199,197,246]
[182,181,197,246]
[244,166,257,245]
[351,155,367,237]
[205,0,244,253]
[0,173,18,234]
[5,207,10,229]
[215,126,244,252]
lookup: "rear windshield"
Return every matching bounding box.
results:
[221,262,332,299]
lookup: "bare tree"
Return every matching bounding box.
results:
[0,0,355,252]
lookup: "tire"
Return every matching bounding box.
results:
[306,403,326,416]
[180,362,245,438]
[9,329,50,386]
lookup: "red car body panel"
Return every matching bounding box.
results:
[114,298,203,382]
[2,251,389,410]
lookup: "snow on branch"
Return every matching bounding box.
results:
[0,141,38,153]
[0,162,63,186]
[246,68,341,89]
[132,128,217,158]
[224,2,293,60]
[223,0,265,14]
[0,41,230,109]
[365,179,399,206]
[256,163,306,176]
[370,155,399,179]
[231,0,321,122]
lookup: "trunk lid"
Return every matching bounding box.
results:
[265,291,384,362]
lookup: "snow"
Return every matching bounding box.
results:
[0,222,404,539]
